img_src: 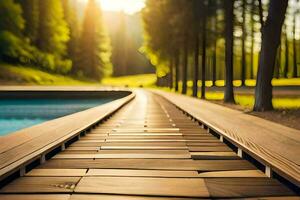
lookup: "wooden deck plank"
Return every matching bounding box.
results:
[86,169,199,177]
[25,169,87,177]
[205,178,295,198]
[191,151,239,160]
[75,177,209,197]
[0,177,81,193]
[198,170,266,177]
[69,194,200,200]
[0,195,71,200]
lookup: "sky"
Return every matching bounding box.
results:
[79,0,146,15]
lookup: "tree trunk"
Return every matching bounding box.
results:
[254,0,288,111]
[284,25,289,78]
[293,12,298,77]
[250,0,254,80]
[175,51,180,91]
[224,0,235,103]
[182,31,188,94]
[193,0,200,97]
[212,41,217,86]
[193,33,199,97]
[241,0,246,86]
[201,3,207,99]
[169,57,173,89]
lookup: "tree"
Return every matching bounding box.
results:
[17,0,39,44]
[62,0,80,65]
[76,0,112,80]
[37,0,69,56]
[200,1,207,99]
[241,0,246,86]
[224,0,235,103]
[112,12,127,76]
[0,0,31,63]
[192,0,201,97]
[254,0,288,111]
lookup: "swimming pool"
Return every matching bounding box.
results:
[0,98,115,136]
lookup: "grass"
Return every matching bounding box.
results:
[0,63,97,85]
[101,74,157,87]
[1,64,299,109]
[159,87,300,109]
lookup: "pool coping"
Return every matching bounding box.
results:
[0,88,135,182]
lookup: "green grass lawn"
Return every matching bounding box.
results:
[1,65,299,109]
[0,64,97,85]
[101,74,157,87]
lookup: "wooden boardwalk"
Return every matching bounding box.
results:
[0,90,298,199]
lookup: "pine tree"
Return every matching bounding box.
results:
[76,0,112,80]
[62,0,80,64]
[16,0,39,44]
[112,12,127,76]
[0,0,29,62]
[37,0,69,56]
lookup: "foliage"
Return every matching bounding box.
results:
[75,0,112,80]
[37,0,69,56]
[102,74,157,87]
[0,63,94,85]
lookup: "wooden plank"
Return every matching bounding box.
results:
[100,146,188,150]
[70,194,200,200]
[0,177,81,193]
[75,177,209,197]
[204,178,295,198]
[53,152,191,159]
[191,152,239,160]
[39,159,200,170]
[26,169,87,177]
[188,146,233,152]
[86,169,199,177]
[198,170,266,177]
[0,195,70,200]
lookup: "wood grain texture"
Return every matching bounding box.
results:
[205,178,295,197]
[0,177,81,193]
[153,90,300,187]
[0,195,71,200]
[75,177,209,197]
[86,169,199,177]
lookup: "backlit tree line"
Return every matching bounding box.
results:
[0,0,111,80]
[142,0,294,111]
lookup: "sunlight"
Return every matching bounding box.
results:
[101,0,145,14]
[79,0,145,14]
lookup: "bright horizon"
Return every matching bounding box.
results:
[79,0,146,14]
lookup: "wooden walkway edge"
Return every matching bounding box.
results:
[152,89,300,188]
[0,91,135,182]
[0,89,299,199]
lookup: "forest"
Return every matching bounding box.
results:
[0,0,152,81]
[142,0,297,111]
[0,0,299,112]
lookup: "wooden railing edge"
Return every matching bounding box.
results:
[151,89,300,188]
[0,90,135,182]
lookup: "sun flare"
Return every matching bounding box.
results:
[79,0,145,14]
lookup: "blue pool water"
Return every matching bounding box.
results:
[0,98,114,136]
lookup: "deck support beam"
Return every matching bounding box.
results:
[238,148,243,158]
[20,167,26,177]
[61,143,66,151]
[40,154,46,164]
[220,135,224,142]
[265,166,272,177]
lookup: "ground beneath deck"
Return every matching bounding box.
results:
[0,91,297,199]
